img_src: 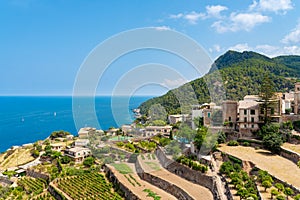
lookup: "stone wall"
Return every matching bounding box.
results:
[48,183,68,200]
[0,176,13,185]
[280,147,300,164]
[155,147,221,200]
[104,164,140,200]
[26,169,50,183]
[135,156,194,200]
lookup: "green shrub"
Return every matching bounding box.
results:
[227,140,239,146]
[242,142,250,146]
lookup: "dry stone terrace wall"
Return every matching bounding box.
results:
[280,146,300,164]
[134,156,194,200]
[155,147,221,200]
[26,169,50,183]
[103,164,140,200]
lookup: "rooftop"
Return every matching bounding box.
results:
[238,100,259,109]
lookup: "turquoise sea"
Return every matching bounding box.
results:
[0,96,152,152]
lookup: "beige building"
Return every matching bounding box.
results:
[78,127,96,138]
[64,147,91,163]
[144,125,172,137]
[238,100,260,135]
[168,114,188,124]
[222,101,238,128]
[50,143,63,152]
[74,139,89,147]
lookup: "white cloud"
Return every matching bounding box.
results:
[153,26,172,31]
[206,5,228,19]
[281,21,300,44]
[169,4,227,24]
[228,43,251,52]
[161,78,187,88]
[249,0,293,14]
[169,13,183,19]
[184,11,206,24]
[228,43,300,57]
[209,44,222,53]
[212,12,270,33]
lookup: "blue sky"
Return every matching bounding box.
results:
[1,0,300,96]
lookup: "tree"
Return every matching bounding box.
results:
[283,187,294,199]
[83,157,95,167]
[260,74,276,124]
[276,195,285,200]
[262,132,283,154]
[194,126,208,149]
[175,124,196,143]
[237,188,248,200]
[294,194,300,200]
[271,189,279,199]
[262,180,272,191]
[60,156,71,164]
[275,183,284,192]
[31,150,40,158]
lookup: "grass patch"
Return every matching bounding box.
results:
[144,162,160,171]
[151,154,156,160]
[111,163,133,174]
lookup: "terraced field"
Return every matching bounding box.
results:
[108,163,177,200]
[138,155,214,200]
[54,172,122,200]
[218,145,300,190]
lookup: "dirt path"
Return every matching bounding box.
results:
[138,155,214,200]
[218,145,300,190]
[108,163,176,200]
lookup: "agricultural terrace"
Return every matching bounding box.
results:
[137,155,214,200]
[108,163,177,200]
[282,143,300,154]
[218,145,300,189]
[54,172,122,200]
[0,147,35,170]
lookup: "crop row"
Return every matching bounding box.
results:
[56,172,123,200]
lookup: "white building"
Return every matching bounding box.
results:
[75,139,89,147]
[64,147,91,163]
[168,114,188,124]
[144,125,172,137]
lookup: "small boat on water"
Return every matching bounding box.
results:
[54,112,57,117]
[21,117,24,122]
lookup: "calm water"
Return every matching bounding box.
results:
[0,96,152,152]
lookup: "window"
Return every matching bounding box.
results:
[244,109,247,115]
[244,117,247,122]
[251,117,254,123]
[229,116,231,122]
[251,124,254,128]
[208,112,211,118]
[271,108,275,115]
[244,124,247,128]
[260,108,264,114]
[250,109,255,115]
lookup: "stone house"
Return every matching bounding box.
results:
[64,147,91,163]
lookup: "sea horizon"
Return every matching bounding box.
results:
[0,95,153,152]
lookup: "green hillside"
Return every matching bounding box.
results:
[138,50,300,115]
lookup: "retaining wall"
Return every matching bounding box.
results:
[26,169,50,183]
[280,147,300,164]
[155,147,221,200]
[134,156,194,200]
[104,164,140,200]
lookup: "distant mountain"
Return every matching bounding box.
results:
[138,50,300,115]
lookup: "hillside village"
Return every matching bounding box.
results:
[1,83,300,199]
